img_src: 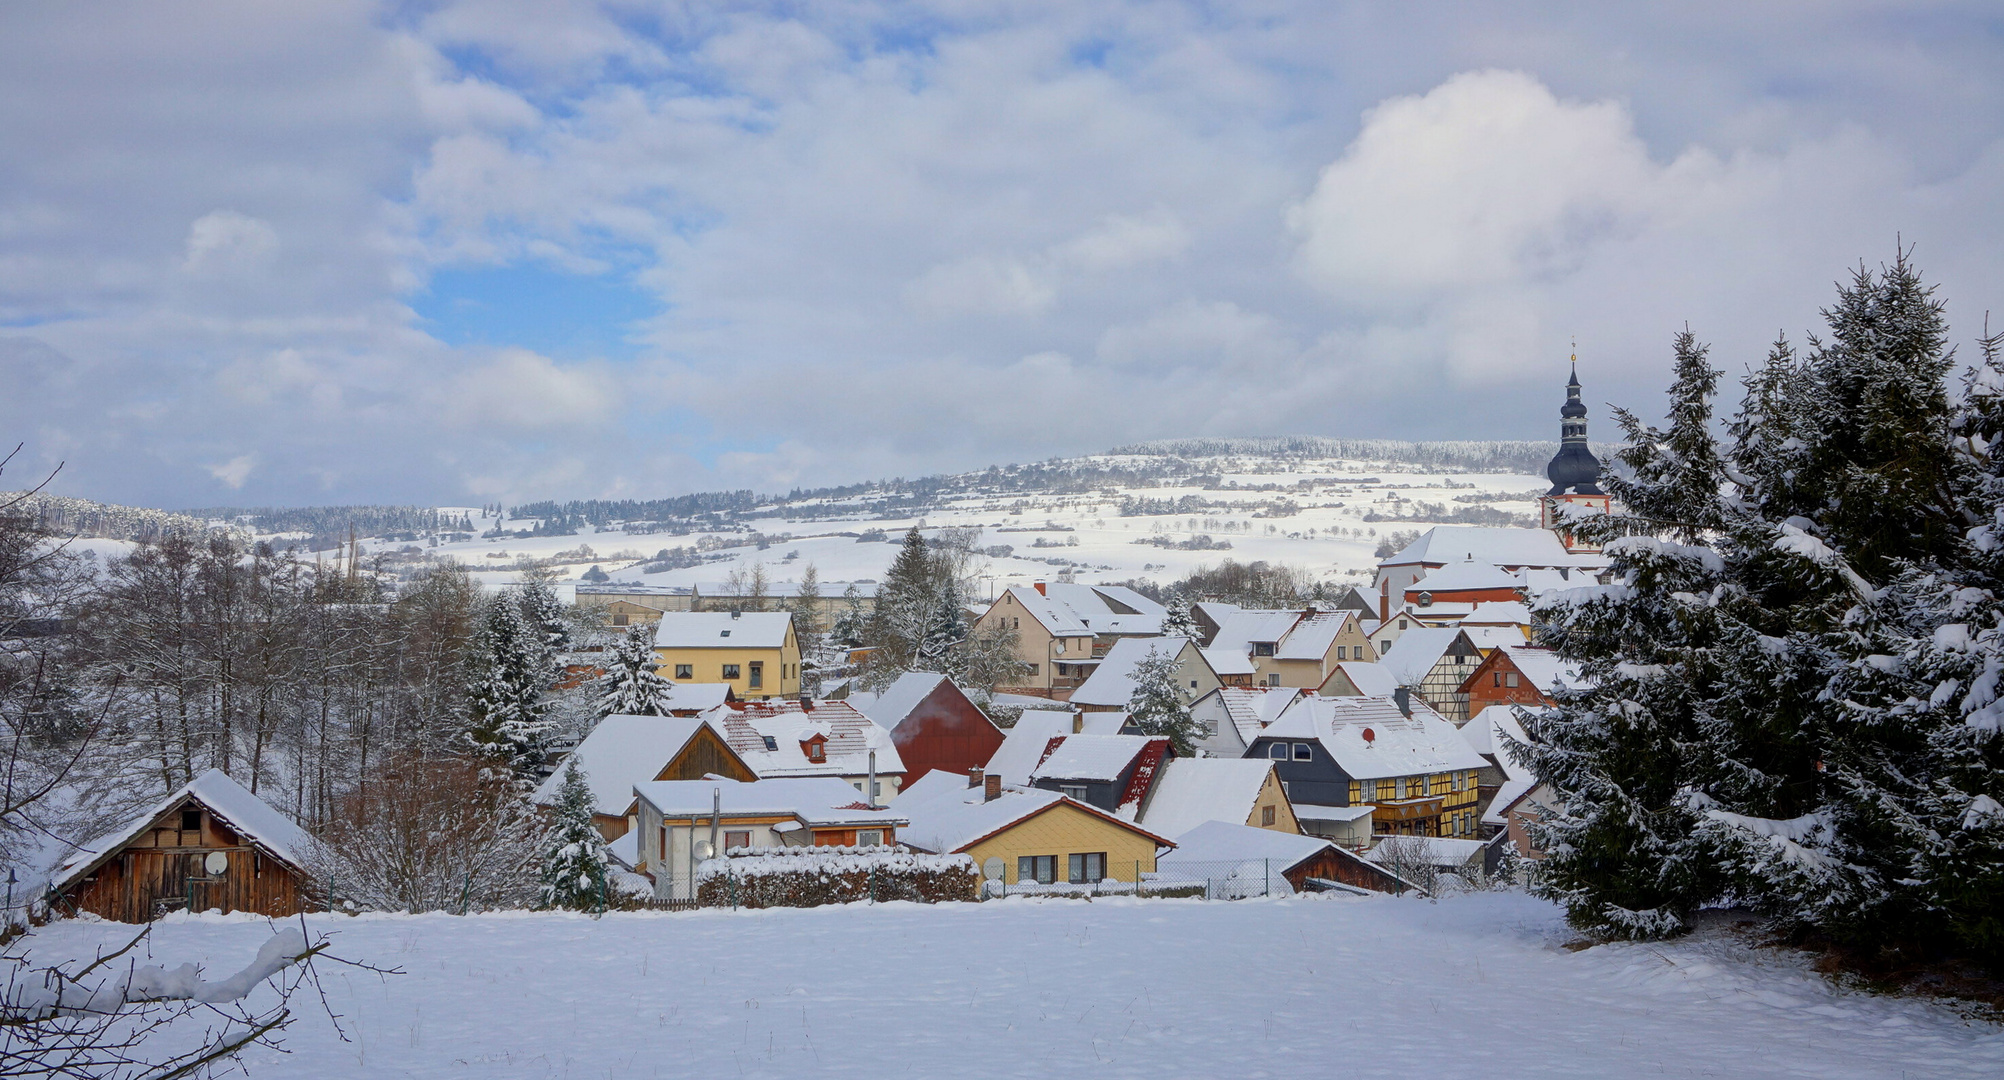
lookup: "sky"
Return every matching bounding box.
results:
[3,2,2002,509]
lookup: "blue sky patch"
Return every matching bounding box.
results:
[412,264,660,361]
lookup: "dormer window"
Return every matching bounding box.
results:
[802,735,827,763]
[720,629,731,637]
[762,735,778,751]
[1253,642,1275,657]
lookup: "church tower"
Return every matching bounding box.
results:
[1540,351,1610,552]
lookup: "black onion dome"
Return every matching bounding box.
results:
[1546,441,1603,495]
[1546,362,1602,495]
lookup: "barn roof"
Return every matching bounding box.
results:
[533,714,727,817]
[54,770,315,893]
[846,670,951,727]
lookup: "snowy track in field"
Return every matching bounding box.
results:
[19,892,2000,1079]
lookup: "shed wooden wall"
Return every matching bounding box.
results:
[58,805,310,923]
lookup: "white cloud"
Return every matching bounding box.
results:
[446,348,616,429]
[207,454,257,489]
[182,211,280,275]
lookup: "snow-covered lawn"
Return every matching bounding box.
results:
[19,892,2002,1078]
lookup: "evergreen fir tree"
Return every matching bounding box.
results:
[1159,591,1201,640]
[1127,646,1201,757]
[466,595,558,773]
[596,625,675,718]
[536,759,613,912]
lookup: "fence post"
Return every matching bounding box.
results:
[1135,860,1141,897]
[1265,859,1271,897]
[457,870,473,916]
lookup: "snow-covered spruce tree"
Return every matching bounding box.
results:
[537,759,612,912]
[465,594,558,773]
[1160,591,1201,640]
[596,625,675,718]
[1127,647,1201,757]
[1524,257,2000,957]
[516,575,571,654]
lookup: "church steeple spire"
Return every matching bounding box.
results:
[1545,347,1602,496]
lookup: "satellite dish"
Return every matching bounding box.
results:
[982,856,1004,881]
[694,840,715,860]
[203,851,228,875]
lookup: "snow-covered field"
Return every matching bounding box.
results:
[19,892,2001,1079]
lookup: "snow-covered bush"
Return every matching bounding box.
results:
[694,846,977,908]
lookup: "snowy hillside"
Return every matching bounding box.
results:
[147,440,1598,598]
[18,893,2000,1079]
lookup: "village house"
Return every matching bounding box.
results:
[1159,821,1421,896]
[1188,685,1304,757]
[895,769,1174,887]
[51,769,315,923]
[1317,660,1400,698]
[1462,704,1557,859]
[1247,694,1489,842]
[1377,627,1487,723]
[970,582,1166,696]
[1460,644,1585,714]
[848,671,1005,788]
[1027,734,1173,816]
[532,714,756,840]
[1372,526,1605,623]
[1203,606,1377,688]
[1198,643,1258,686]
[632,777,908,900]
[651,610,801,701]
[1068,636,1220,712]
[715,699,906,803]
[1135,757,1300,839]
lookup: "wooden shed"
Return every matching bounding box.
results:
[51,769,316,923]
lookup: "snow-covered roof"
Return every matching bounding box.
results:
[1276,612,1353,661]
[1138,759,1278,838]
[1259,695,1488,781]
[1377,627,1476,685]
[55,769,315,891]
[718,701,905,778]
[846,670,951,726]
[1000,584,1166,639]
[894,770,1172,855]
[984,711,1076,786]
[632,777,906,828]
[1070,637,1190,708]
[1461,705,1537,776]
[1210,609,1303,653]
[1159,819,1337,870]
[1326,661,1399,697]
[1362,835,1488,867]
[1464,625,1528,651]
[1462,601,1533,626]
[1379,526,1586,569]
[606,829,640,870]
[659,683,734,712]
[1076,710,1131,734]
[1483,778,1539,827]
[1292,802,1377,823]
[1199,646,1257,676]
[1030,734,1159,783]
[652,611,793,649]
[1499,646,1587,694]
[1406,560,1525,595]
[533,714,721,817]
[1205,686,1303,744]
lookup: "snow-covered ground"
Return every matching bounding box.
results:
[18,892,2001,1078]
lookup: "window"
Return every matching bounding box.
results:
[762,735,778,751]
[1068,852,1106,884]
[720,629,731,637]
[1027,663,1040,676]
[1253,642,1275,657]
[1395,778,1408,799]
[1268,743,1287,760]
[1452,772,1464,792]
[1190,679,1198,689]
[1261,805,1276,826]
[722,664,742,679]
[1398,619,1408,630]
[857,829,883,847]
[660,827,669,863]
[1266,674,1282,687]
[675,664,693,680]
[725,830,751,851]
[1202,716,1218,736]
[613,614,628,626]
[805,740,826,763]
[181,809,201,833]
[1018,855,1057,884]
[1060,784,1088,801]
[748,662,764,689]
[1506,672,1520,688]
[1292,742,1312,761]
[1336,645,1347,660]
[1492,671,1501,687]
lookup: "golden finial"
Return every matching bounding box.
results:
[1570,336,1577,365]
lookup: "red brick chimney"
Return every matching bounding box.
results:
[984,773,1002,801]
[968,766,984,789]
[1033,580,1047,596]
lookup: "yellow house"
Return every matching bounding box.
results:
[1208,608,1379,689]
[894,769,1173,886]
[651,611,801,701]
